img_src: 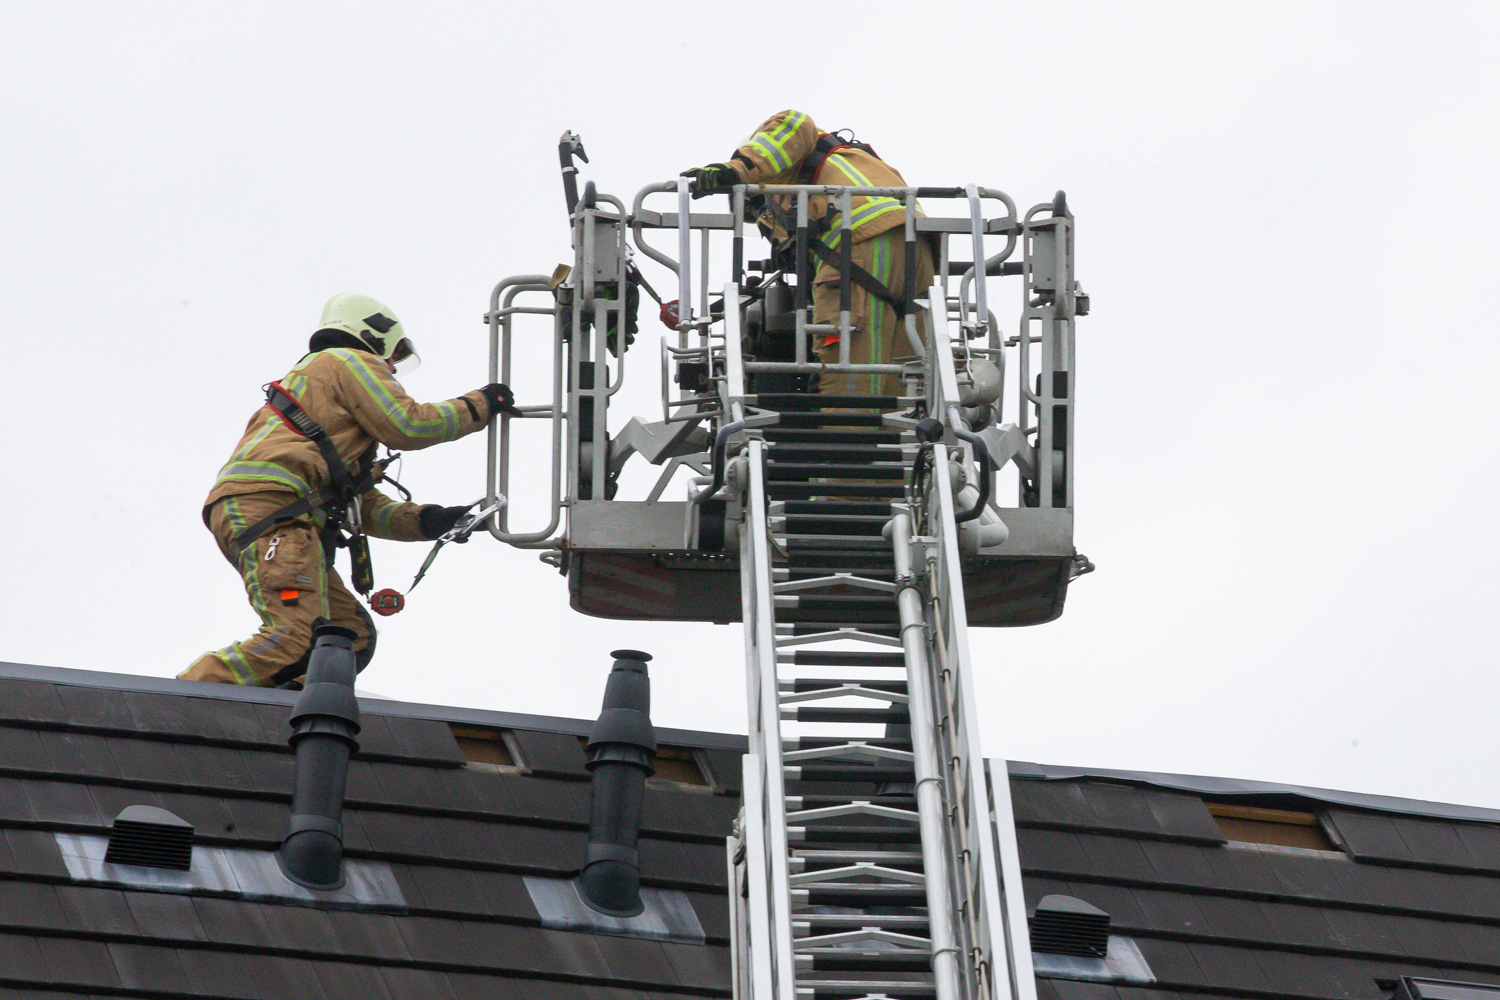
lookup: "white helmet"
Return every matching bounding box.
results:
[318,293,421,374]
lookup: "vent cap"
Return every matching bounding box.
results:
[104,805,194,871]
[1030,894,1109,958]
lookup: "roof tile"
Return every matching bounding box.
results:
[0,726,50,773]
[221,795,286,844]
[191,896,273,949]
[1130,938,1204,986]
[256,956,331,1000]
[1327,811,1414,863]
[323,909,412,961]
[1012,779,1097,828]
[53,685,139,732]
[107,737,188,785]
[173,742,257,792]
[311,959,395,1000]
[592,932,675,984]
[659,940,732,992]
[1255,899,1334,950]
[1061,881,1148,929]
[121,691,218,739]
[186,696,273,745]
[1140,841,1217,889]
[1268,852,1350,902]
[1132,887,1213,937]
[1199,844,1283,896]
[0,882,65,931]
[1076,834,1159,884]
[23,777,101,828]
[3,829,67,878]
[0,932,48,981]
[1320,907,1401,955]
[38,935,121,989]
[1191,893,1275,943]
[1392,817,1480,870]
[37,731,120,780]
[265,900,345,954]
[352,713,401,757]
[698,749,743,795]
[0,680,68,725]
[56,886,139,936]
[89,785,163,827]
[395,914,469,964]
[380,966,459,1000]
[509,730,589,778]
[1144,791,1226,844]
[1017,827,1090,874]
[381,715,463,764]
[0,777,36,823]
[153,789,234,836]
[1047,981,1120,999]
[1079,782,1166,836]
[178,947,265,999]
[1454,821,1500,871]
[108,941,191,993]
[124,890,207,941]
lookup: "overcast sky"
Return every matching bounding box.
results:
[3,2,1498,810]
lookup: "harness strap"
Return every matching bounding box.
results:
[231,382,388,558]
[762,196,915,319]
[266,382,355,499]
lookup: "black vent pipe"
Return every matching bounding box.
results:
[277,623,362,890]
[577,649,657,916]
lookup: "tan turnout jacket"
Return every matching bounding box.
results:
[728,109,921,283]
[204,345,490,540]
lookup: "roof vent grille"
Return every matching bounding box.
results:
[1030,894,1109,958]
[104,805,194,871]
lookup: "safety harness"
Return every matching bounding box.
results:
[230,381,403,595]
[760,131,920,320]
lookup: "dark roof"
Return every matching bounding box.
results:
[2,659,1499,999]
[0,660,739,998]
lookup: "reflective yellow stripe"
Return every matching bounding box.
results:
[748,111,807,173]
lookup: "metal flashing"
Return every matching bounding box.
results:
[0,660,745,752]
[54,833,407,910]
[1030,935,1154,984]
[1006,759,1500,827]
[523,874,706,944]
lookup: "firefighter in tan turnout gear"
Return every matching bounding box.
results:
[682,110,936,398]
[182,294,521,687]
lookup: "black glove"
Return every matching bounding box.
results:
[478,382,522,418]
[419,504,470,540]
[681,162,739,199]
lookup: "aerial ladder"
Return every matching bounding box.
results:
[482,134,1089,1000]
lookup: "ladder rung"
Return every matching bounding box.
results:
[789,826,923,845]
[782,501,895,516]
[797,953,933,971]
[797,913,930,929]
[791,850,924,863]
[768,463,908,481]
[784,707,909,723]
[785,679,906,692]
[766,428,905,445]
[752,393,905,410]
[788,651,908,667]
[776,411,886,428]
[769,483,907,499]
[786,766,916,782]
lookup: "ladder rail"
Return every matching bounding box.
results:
[926,295,1037,1000]
[743,435,798,1000]
[485,276,565,546]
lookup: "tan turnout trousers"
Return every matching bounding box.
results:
[812,230,937,399]
[182,491,374,686]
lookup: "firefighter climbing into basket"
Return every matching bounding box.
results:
[681,110,936,398]
[181,294,522,687]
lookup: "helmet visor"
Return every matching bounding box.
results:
[391,337,421,375]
